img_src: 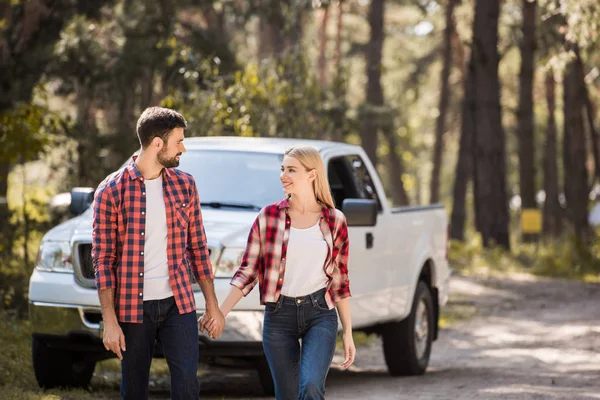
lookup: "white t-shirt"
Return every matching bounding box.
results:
[280,222,329,297]
[143,176,173,301]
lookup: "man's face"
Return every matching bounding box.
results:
[157,127,186,168]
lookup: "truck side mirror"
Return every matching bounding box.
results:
[69,187,95,216]
[342,199,377,227]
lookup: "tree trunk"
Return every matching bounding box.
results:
[430,0,457,204]
[563,59,590,240]
[317,7,329,87]
[516,0,537,214]
[382,125,410,206]
[258,2,285,60]
[334,1,344,73]
[0,162,11,252]
[362,0,385,167]
[575,51,600,186]
[542,69,562,237]
[472,0,510,248]
[450,55,476,241]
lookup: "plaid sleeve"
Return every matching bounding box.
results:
[187,178,214,281]
[92,183,117,291]
[230,215,261,296]
[331,211,351,302]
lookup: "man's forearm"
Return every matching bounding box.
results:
[99,288,118,326]
[198,278,219,309]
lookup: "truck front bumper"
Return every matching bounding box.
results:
[29,301,266,358]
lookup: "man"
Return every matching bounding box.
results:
[92,107,225,399]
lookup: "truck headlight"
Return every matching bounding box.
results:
[215,247,245,278]
[35,241,73,273]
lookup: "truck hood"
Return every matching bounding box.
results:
[42,207,258,248]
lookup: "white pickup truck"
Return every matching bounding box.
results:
[28,137,450,394]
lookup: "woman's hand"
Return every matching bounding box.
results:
[340,330,356,369]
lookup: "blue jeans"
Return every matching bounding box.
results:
[262,288,338,400]
[119,296,199,400]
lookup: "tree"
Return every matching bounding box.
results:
[361,0,385,167]
[563,53,589,239]
[430,0,458,204]
[516,0,538,219]
[471,0,510,248]
[542,69,562,236]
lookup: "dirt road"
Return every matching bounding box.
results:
[97,274,600,399]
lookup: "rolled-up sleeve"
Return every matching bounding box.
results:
[331,215,351,302]
[92,185,117,291]
[187,179,214,281]
[230,216,261,296]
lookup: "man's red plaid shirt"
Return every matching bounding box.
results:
[92,158,213,323]
[230,198,351,308]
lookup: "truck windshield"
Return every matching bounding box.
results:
[177,150,284,209]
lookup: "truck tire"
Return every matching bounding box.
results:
[255,356,275,396]
[32,336,96,389]
[382,281,434,376]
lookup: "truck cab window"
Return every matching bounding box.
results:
[327,155,382,211]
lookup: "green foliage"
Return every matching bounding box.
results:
[165,52,354,141]
[450,232,600,281]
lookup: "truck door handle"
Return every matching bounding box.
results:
[366,232,374,249]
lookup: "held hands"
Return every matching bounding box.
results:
[198,305,225,339]
[103,322,126,360]
[340,330,356,369]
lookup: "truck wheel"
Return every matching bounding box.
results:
[255,356,275,396]
[382,281,434,376]
[32,336,96,388]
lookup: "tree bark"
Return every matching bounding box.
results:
[563,59,590,240]
[334,1,344,73]
[450,55,476,241]
[472,0,510,248]
[361,0,385,167]
[430,0,457,204]
[516,0,537,213]
[382,125,410,206]
[575,50,600,186]
[542,69,562,237]
[317,7,329,87]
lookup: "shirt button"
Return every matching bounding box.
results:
[142,211,145,215]
[139,293,143,297]
[140,251,144,255]
[279,278,283,282]
[282,257,286,262]
[139,272,143,276]
[142,192,146,196]
[182,203,186,207]
[141,232,145,236]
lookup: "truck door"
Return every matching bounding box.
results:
[327,155,390,328]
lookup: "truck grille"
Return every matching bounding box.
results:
[74,242,216,288]
[78,243,94,280]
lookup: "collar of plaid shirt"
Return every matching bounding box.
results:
[92,157,213,323]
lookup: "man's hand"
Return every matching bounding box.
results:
[103,321,126,360]
[198,306,225,339]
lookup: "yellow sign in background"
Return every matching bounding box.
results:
[521,208,542,234]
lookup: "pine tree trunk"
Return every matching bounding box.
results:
[542,69,562,237]
[563,59,590,240]
[472,0,510,248]
[430,0,457,204]
[382,125,410,206]
[516,0,537,213]
[450,55,476,241]
[362,0,385,167]
[317,7,329,86]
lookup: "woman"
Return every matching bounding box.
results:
[205,145,355,399]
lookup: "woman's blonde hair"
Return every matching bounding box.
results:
[284,145,335,209]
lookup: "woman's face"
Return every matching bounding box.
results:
[280,155,315,196]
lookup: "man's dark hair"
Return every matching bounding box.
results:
[136,107,187,148]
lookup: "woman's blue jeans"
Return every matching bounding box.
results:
[262,288,338,400]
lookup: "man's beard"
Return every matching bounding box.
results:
[157,149,181,168]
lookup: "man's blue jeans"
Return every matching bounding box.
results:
[119,296,199,400]
[262,288,338,400]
